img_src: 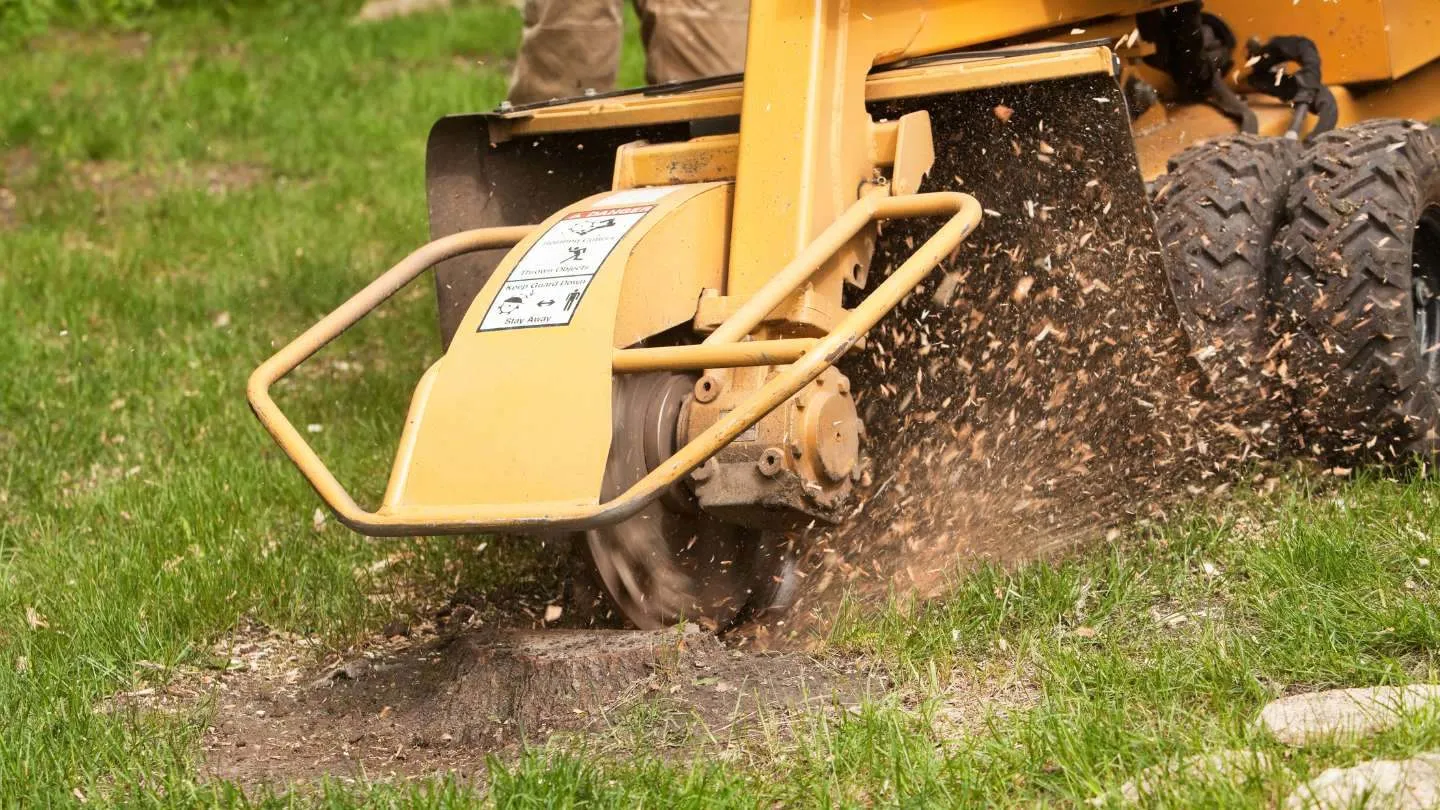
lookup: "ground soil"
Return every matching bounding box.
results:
[184,618,884,787]
[28,30,153,59]
[0,148,268,231]
[70,160,269,202]
[0,147,36,231]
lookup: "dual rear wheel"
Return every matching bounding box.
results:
[1154,120,1440,463]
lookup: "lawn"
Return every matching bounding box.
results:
[2,2,1440,806]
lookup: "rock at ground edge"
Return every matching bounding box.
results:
[1260,686,1440,746]
[354,0,451,23]
[1285,754,1440,810]
[1088,750,1273,805]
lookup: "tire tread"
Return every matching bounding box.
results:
[1153,133,1299,427]
[1273,119,1440,460]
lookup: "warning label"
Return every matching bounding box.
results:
[478,206,654,332]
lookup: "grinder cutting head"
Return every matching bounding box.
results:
[585,371,797,630]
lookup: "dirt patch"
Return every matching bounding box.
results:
[113,614,885,787]
[0,189,16,231]
[206,628,879,785]
[0,155,270,228]
[2,147,38,184]
[28,30,152,58]
[70,160,268,201]
[0,147,37,231]
[930,661,1045,741]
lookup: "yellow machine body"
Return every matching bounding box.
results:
[384,184,730,515]
[248,33,1105,534]
[251,0,1440,539]
[1205,0,1439,83]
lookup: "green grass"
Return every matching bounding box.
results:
[2,4,1440,806]
[0,3,550,803]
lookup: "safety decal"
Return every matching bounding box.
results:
[477,205,654,332]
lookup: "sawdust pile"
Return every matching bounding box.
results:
[782,75,1263,635]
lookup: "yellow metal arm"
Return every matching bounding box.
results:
[247,226,536,531]
[613,339,820,372]
[248,193,981,536]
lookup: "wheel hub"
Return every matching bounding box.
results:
[584,372,796,630]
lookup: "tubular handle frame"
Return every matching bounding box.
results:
[247,192,981,536]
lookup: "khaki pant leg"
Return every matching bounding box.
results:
[507,0,625,105]
[632,0,749,85]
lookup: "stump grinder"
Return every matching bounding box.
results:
[251,1,1440,630]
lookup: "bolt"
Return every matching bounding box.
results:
[694,375,721,404]
[757,448,785,477]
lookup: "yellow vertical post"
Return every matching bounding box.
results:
[722,0,1172,320]
[725,0,871,317]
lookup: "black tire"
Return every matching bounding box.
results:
[1273,119,1440,462]
[1153,134,1299,435]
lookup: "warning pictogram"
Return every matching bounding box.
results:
[478,205,656,332]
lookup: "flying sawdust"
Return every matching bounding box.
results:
[773,75,1262,642]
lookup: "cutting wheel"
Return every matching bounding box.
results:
[584,372,797,631]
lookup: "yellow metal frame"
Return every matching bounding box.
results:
[248,0,1138,537]
[491,44,1117,139]
[252,0,1440,540]
[611,114,933,194]
[248,192,980,535]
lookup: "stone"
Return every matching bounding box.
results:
[353,0,452,23]
[1260,686,1440,746]
[1285,755,1440,809]
[1089,750,1273,805]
